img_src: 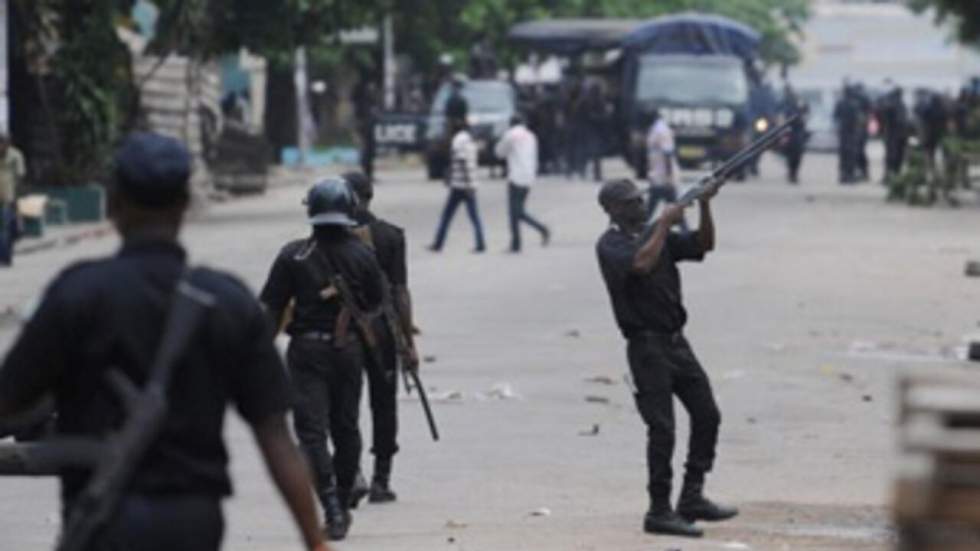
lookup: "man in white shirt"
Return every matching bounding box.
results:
[495,115,550,252]
[0,134,26,267]
[646,111,688,230]
[428,120,486,253]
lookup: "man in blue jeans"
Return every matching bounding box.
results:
[495,115,550,252]
[429,120,486,253]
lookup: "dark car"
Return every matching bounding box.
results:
[424,80,517,180]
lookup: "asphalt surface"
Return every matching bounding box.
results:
[1,152,979,550]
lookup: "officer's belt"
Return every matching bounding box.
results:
[295,331,334,342]
[628,330,684,344]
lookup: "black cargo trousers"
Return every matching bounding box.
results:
[365,318,399,461]
[287,336,364,503]
[626,333,721,509]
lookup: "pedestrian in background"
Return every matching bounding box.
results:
[645,110,688,231]
[877,85,911,180]
[429,119,486,253]
[495,115,550,252]
[352,79,379,182]
[780,85,809,184]
[833,84,860,184]
[0,134,25,267]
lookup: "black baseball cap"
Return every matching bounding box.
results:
[113,132,191,208]
[598,179,643,211]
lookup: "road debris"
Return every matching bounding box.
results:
[965,260,980,277]
[862,394,873,402]
[564,329,581,338]
[528,507,551,517]
[445,520,468,529]
[478,382,521,401]
[426,389,464,402]
[423,355,438,364]
[839,373,855,383]
[585,395,610,404]
[578,424,600,436]
[584,375,615,385]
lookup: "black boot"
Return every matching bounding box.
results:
[369,456,397,503]
[676,482,738,523]
[348,471,369,510]
[643,507,703,538]
[322,488,352,541]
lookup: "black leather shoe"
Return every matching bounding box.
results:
[323,491,351,541]
[643,510,703,538]
[677,494,739,522]
[368,478,398,503]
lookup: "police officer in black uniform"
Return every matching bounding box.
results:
[446,77,469,129]
[0,133,331,551]
[833,86,860,184]
[343,171,420,504]
[260,179,384,541]
[595,179,737,538]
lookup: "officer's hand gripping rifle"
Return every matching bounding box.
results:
[0,272,215,551]
[676,113,801,207]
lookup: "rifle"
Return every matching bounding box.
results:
[380,284,439,442]
[676,113,801,206]
[0,271,215,551]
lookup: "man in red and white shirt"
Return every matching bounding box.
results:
[495,115,551,252]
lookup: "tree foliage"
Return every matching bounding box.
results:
[907,0,980,46]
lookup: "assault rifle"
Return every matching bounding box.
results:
[0,272,215,551]
[676,113,801,207]
[378,279,439,442]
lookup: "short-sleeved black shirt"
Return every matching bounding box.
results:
[259,231,384,336]
[0,240,290,502]
[353,211,408,287]
[596,227,705,338]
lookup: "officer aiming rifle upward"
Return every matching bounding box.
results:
[594,118,796,539]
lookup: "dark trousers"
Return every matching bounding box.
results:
[885,138,907,177]
[0,203,15,266]
[838,132,858,183]
[360,125,376,180]
[365,325,399,461]
[287,338,364,503]
[86,494,223,551]
[627,334,721,509]
[507,183,548,251]
[785,143,805,183]
[431,188,486,250]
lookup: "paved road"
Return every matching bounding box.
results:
[1,152,978,550]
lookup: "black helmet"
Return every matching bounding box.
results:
[342,171,373,202]
[305,178,358,226]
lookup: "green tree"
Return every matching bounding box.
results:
[907,0,980,45]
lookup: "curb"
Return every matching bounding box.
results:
[14,223,114,257]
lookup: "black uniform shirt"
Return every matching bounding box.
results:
[353,211,408,287]
[596,227,705,338]
[260,231,384,336]
[446,91,469,121]
[0,240,290,502]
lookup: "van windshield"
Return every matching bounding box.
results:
[636,56,748,106]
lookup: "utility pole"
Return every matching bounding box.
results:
[294,46,311,166]
[383,14,395,110]
[0,0,8,134]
